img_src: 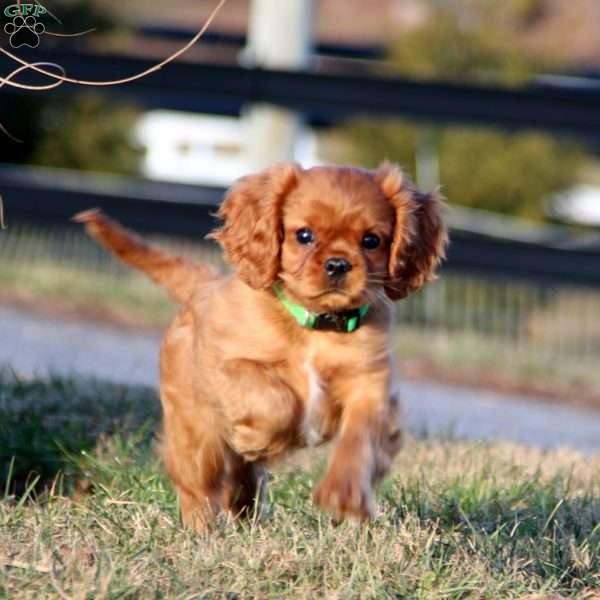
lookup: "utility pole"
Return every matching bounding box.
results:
[243,0,315,170]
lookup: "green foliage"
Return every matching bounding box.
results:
[439,127,584,218]
[388,1,559,85]
[389,10,531,85]
[50,0,119,35]
[0,92,143,176]
[0,97,45,164]
[341,120,418,178]
[333,0,588,219]
[0,2,141,174]
[341,119,584,219]
[32,94,145,175]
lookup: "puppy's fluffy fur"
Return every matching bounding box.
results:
[75,162,447,528]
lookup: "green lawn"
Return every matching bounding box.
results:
[1,371,599,599]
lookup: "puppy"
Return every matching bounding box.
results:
[74,162,447,529]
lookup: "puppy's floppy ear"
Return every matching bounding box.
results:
[374,162,448,301]
[209,163,300,289]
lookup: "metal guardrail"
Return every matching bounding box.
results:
[138,26,385,60]
[1,164,599,288]
[4,48,600,139]
[2,46,599,287]
[2,46,599,374]
[0,165,221,238]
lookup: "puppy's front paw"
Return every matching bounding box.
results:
[313,469,374,521]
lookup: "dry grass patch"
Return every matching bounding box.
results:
[1,372,600,598]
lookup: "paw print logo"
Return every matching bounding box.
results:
[4,15,45,48]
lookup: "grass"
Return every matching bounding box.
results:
[394,328,600,409]
[0,370,160,495]
[0,261,176,330]
[1,371,600,599]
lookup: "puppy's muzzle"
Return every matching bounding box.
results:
[324,257,352,280]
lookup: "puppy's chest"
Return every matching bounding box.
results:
[297,355,341,447]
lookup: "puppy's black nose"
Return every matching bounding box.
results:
[324,257,352,278]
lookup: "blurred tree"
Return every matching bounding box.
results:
[0,92,144,176]
[0,97,46,164]
[440,127,583,219]
[49,0,117,35]
[340,119,584,220]
[389,11,530,85]
[32,94,144,175]
[341,120,417,175]
[334,0,584,220]
[388,0,560,85]
[0,1,142,175]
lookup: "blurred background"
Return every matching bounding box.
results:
[2,0,600,419]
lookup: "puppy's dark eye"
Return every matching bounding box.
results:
[296,228,315,245]
[362,233,381,250]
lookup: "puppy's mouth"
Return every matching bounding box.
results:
[280,272,369,313]
[309,287,368,312]
[310,288,349,299]
[313,275,362,296]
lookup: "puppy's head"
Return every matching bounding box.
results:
[211,162,447,312]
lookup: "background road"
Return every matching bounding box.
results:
[3,305,600,454]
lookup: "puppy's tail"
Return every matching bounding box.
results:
[73,209,218,305]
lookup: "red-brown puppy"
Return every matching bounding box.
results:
[75,162,447,529]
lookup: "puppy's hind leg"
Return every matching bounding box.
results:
[159,309,229,531]
[160,430,226,531]
[221,449,268,521]
[162,435,268,528]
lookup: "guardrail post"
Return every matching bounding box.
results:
[243,0,315,169]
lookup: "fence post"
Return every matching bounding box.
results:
[243,0,315,170]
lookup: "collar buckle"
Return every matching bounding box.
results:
[273,284,370,333]
[313,309,362,333]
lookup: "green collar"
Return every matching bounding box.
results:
[273,284,371,333]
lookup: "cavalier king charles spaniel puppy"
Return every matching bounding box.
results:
[75,162,447,530]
